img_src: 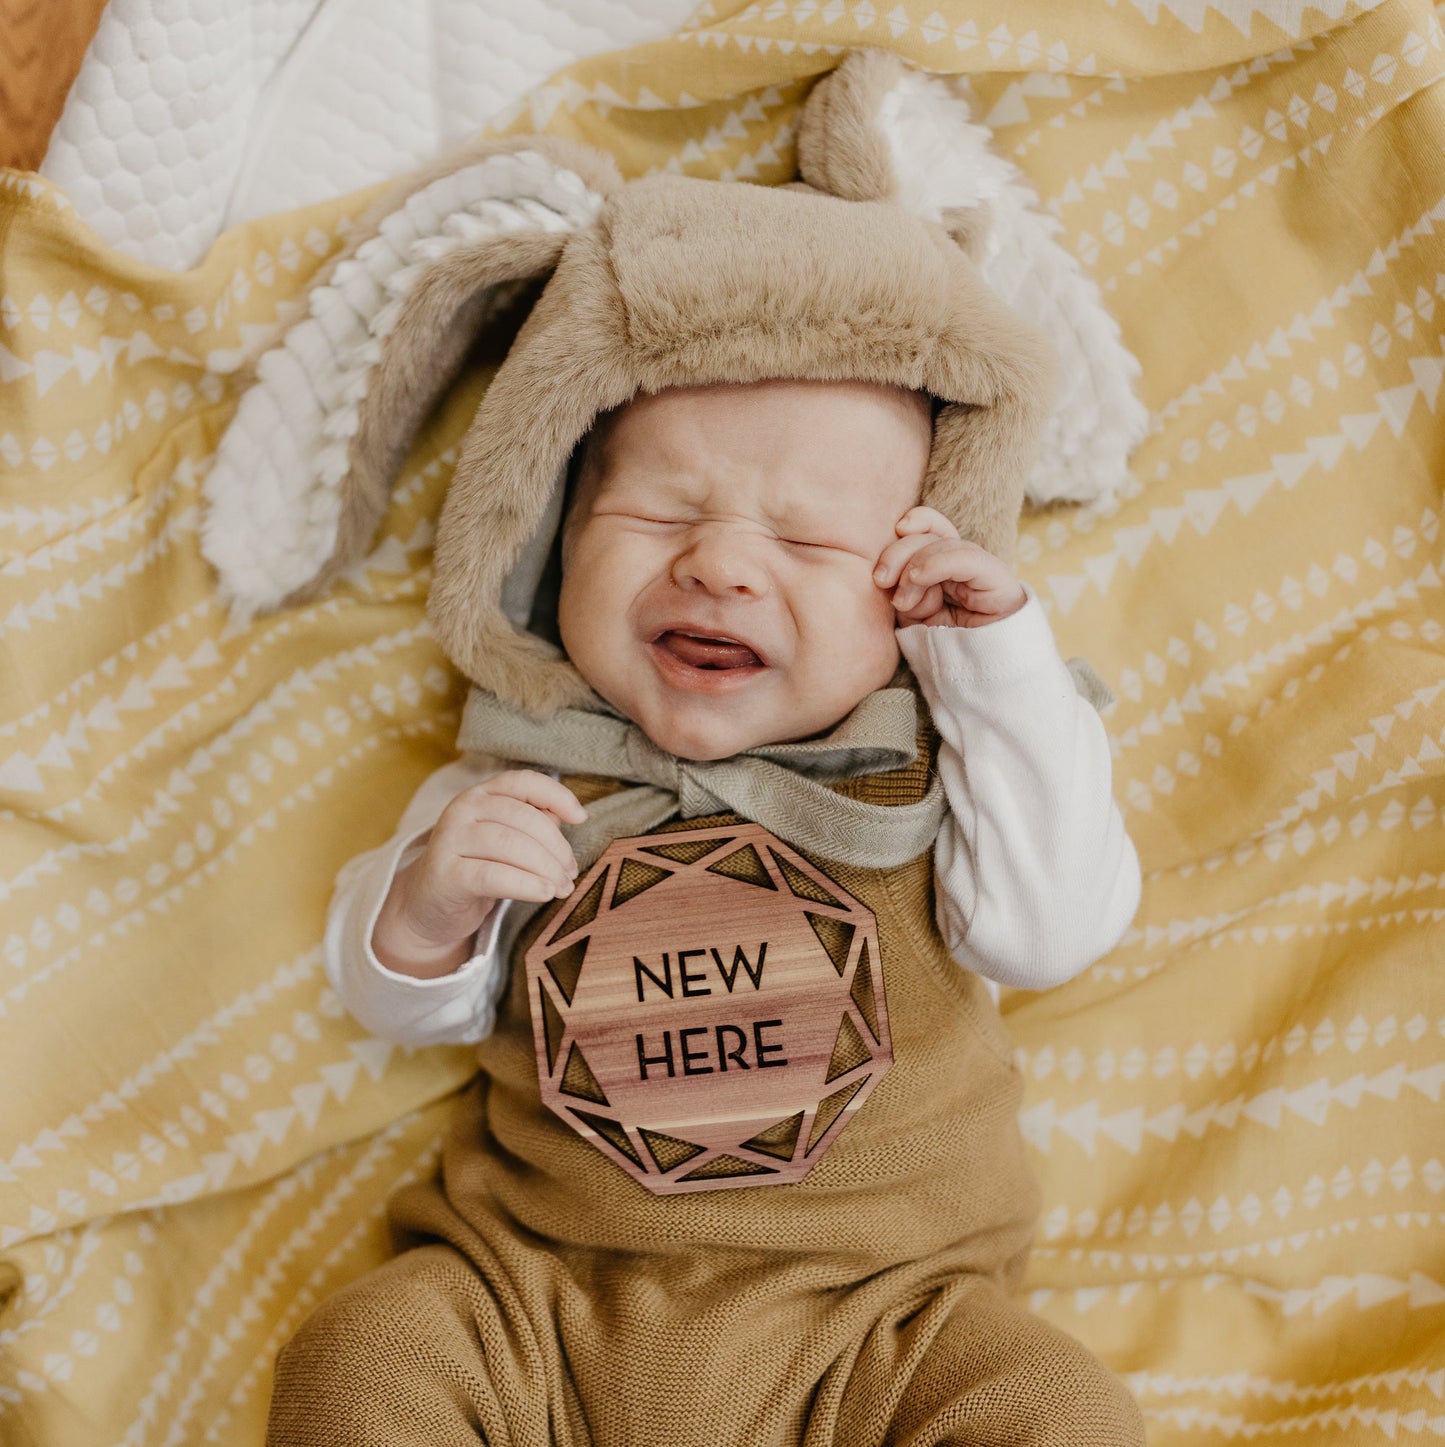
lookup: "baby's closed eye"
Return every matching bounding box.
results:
[783,537,885,567]
[600,510,688,531]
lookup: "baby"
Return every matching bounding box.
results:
[267,376,1145,1446]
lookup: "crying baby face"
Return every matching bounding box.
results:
[556,378,932,762]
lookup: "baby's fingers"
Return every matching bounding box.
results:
[455,795,579,880]
[462,858,576,905]
[894,505,961,540]
[873,531,938,589]
[899,538,1008,592]
[890,538,971,609]
[896,541,1024,601]
[474,769,587,825]
[457,821,578,898]
[901,539,1028,621]
[893,582,946,624]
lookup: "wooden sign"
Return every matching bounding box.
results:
[524,822,891,1194]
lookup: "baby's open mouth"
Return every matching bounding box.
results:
[653,631,764,670]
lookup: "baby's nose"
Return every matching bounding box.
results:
[671,528,771,597]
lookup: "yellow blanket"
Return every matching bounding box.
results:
[3,2,1444,1441]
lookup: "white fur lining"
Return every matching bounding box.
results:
[201,151,603,621]
[879,70,1149,508]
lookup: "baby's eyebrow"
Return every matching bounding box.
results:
[593,459,693,498]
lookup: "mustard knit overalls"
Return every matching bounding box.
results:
[267,750,1144,1446]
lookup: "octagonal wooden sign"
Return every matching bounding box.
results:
[524,822,891,1194]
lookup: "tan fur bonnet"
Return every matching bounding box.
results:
[203,51,1144,717]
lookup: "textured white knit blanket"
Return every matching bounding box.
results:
[41,0,699,270]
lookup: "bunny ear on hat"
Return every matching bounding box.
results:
[202,54,1140,673]
[798,50,1148,509]
[201,136,621,624]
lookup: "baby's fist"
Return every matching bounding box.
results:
[372,770,586,979]
[874,506,1027,629]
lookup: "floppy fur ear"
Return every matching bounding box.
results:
[201,135,620,622]
[942,200,991,266]
[799,51,1148,509]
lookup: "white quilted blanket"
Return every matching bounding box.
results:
[41,0,700,270]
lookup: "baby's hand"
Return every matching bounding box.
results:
[372,770,586,979]
[874,506,1028,629]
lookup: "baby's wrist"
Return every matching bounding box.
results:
[981,585,1029,624]
[372,871,483,980]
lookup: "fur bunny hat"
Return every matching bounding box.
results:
[204,50,1145,717]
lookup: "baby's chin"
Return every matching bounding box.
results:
[615,690,866,763]
[573,659,775,761]
[629,705,773,763]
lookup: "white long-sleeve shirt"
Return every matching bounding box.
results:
[326,586,1141,1047]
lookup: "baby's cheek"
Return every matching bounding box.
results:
[823,573,901,674]
[797,559,872,619]
[849,551,895,609]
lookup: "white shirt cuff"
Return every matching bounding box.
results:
[326,824,510,1045]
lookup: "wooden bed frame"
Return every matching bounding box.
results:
[0,0,110,171]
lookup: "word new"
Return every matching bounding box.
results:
[633,943,768,1003]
